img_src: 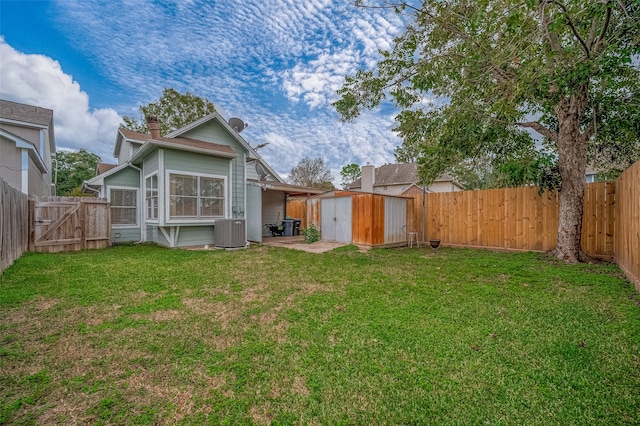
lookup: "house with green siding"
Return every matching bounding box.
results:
[84,113,322,248]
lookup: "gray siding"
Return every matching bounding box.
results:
[0,139,21,191]
[177,226,215,247]
[112,228,141,244]
[28,156,52,196]
[119,141,132,163]
[144,150,159,175]
[181,121,236,148]
[164,149,230,175]
[104,166,140,188]
[145,224,215,247]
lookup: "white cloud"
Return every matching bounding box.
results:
[0,38,121,162]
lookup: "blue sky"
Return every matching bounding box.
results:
[0,0,410,182]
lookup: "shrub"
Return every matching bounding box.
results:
[301,224,320,244]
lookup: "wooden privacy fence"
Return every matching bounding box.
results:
[286,197,309,230]
[407,182,616,258]
[0,178,29,273]
[29,197,111,253]
[614,161,640,290]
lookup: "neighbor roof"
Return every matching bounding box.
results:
[348,163,459,189]
[0,99,53,127]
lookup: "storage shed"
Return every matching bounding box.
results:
[304,191,415,247]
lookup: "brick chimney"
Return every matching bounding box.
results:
[361,164,376,193]
[147,116,161,139]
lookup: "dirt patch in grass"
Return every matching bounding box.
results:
[250,401,274,425]
[292,375,310,396]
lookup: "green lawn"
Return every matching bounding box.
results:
[1,244,639,424]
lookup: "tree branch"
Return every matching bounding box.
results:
[551,0,591,57]
[517,121,559,142]
[540,1,563,53]
[592,2,612,53]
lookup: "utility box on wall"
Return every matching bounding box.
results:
[215,219,246,248]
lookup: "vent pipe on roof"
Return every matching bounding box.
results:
[147,116,161,139]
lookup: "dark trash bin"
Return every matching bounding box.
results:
[293,219,301,236]
[282,219,295,237]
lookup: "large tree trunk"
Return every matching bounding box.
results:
[554,86,589,263]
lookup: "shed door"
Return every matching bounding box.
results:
[321,197,352,243]
[246,185,262,242]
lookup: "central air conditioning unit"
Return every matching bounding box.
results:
[215,219,246,248]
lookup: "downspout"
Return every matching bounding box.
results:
[128,162,144,243]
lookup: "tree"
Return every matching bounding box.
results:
[335,0,640,263]
[54,149,101,196]
[340,163,362,188]
[289,157,335,190]
[122,88,216,135]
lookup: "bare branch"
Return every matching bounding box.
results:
[540,1,563,53]
[586,15,600,48]
[517,121,559,142]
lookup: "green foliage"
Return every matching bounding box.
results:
[289,157,335,190]
[122,88,216,136]
[339,163,361,188]
[301,223,320,243]
[54,149,101,195]
[336,0,640,186]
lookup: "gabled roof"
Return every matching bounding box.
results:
[84,162,134,187]
[130,136,236,164]
[113,127,149,158]
[0,99,56,154]
[0,99,53,127]
[348,163,461,189]
[97,162,117,175]
[166,111,284,183]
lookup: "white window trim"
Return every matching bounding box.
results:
[107,186,139,228]
[165,169,228,224]
[144,172,159,223]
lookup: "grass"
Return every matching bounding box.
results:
[1,244,639,425]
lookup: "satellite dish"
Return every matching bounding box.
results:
[229,117,247,133]
[255,163,268,181]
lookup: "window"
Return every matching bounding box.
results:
[146,175,158,220]
[110,188,137,226]
[169,173,225,220]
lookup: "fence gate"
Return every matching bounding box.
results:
[30,197,111,253]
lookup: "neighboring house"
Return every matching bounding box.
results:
[84,113,322,247]
[0,99,56,195]
[347,163,464,195]
[585,166,598,183]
